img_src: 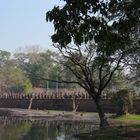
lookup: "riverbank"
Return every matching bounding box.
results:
[75,114,140,140]
[1,108,140,139]
[0,108,120,125]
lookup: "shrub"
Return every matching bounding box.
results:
[111,89,135,115]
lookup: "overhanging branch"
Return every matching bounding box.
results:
[31,76,79,84]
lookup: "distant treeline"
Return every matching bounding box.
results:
[0,46,78,93]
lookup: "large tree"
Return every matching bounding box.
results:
[0,50,32,93]
[46,0,140,128]
[0,66,32,93]
[15,49,64,88]
[56,43,125,127]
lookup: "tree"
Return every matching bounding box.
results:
[46,0,140,128]
[0,50,12,68]
[15,49,64,88]
[0,50,32,93]
[0,66,32,93]
[111,89,134,115]
[56,43,125,127]
[46,0,139,46]
[19,79,32,93]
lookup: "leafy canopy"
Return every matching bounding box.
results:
[47,0,140,53]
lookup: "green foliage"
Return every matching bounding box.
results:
[46,0,140,95]
[127,124,140,128]
[105,71,133,93]
[0,50,11,68]
[0,63,32,93]
[15,50,57,87]
[14,49,75,88]
[0,121,32,140]
[111,89,135,115]
[19,79,32,94]
[46,0,140,125]
[116,114,140,121]
[46,0,140,51]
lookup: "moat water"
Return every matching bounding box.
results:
[0,112,99,140]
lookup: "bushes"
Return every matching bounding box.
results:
[19,79,32,94]
[111,89,135,115]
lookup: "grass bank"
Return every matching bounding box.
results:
[115,114,140,121]
[75,114,140,140]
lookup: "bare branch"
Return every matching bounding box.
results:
[101,52,124,91]
[31,75,79,84]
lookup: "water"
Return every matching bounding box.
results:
[0,116,99,140]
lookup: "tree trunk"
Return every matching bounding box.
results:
[72,95,80,114]
[72,96,76,114]
[95,100,109,128]
[28,97,33,110]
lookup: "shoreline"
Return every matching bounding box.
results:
[0,108,122,126]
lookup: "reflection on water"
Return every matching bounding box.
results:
[0,116,98,140]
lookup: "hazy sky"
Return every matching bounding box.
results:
[0,0,64,53]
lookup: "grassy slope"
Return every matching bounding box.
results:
[76,114,140,140]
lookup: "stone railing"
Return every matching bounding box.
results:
[0,91,90,100]
[0,91,138,100]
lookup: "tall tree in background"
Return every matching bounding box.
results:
[0,50,32,93]
[14,48,64,88]
[46,0,140,128]
[0,67,32,93]
[0,50,11,68]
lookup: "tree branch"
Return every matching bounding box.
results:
[31,76,79,84]
[101,52,124,91]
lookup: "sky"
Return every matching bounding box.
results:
[0,0,64,53]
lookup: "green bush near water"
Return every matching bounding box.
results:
[111,89,135,115]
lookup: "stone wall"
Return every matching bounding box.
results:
[0,91,139,113]
[1,98,139,113]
